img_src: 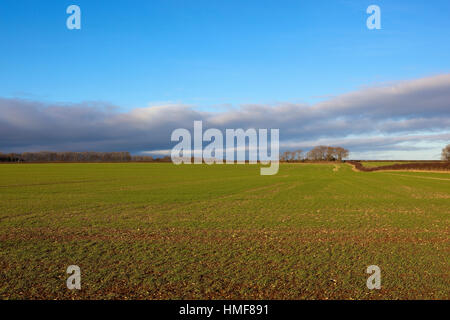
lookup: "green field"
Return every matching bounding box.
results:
[0,163,449,299]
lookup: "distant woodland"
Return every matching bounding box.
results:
[280,146,349,162]
[0,147,348,163]
[1,144,448,163]
[0,151,167,163]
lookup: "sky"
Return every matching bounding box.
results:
[0,0,449,159]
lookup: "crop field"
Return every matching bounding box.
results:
[0,163,449,299]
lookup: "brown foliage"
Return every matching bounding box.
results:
[349,161,450,172]
[0,151,172,163]
[306,146,349,161]
[442,144,450,161]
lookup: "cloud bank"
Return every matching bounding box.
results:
[1,74,449,159]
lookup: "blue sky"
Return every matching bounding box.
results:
[1,0,449,109]
[0,0,449,159]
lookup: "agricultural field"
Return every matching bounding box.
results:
[0,163,449,299]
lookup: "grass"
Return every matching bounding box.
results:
[0,163,449,299]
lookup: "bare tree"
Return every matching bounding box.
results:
[307,146,327,160]
[442,144,450,161]
[326,147,336,161]
[294,149,303,161]
[132,155,154,162]
[306,148,319,161]
[335,147,349,161]
[306,146,349,161]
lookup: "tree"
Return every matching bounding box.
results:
[307,146,328,161]
[442,144,450,161]
[335,147,349,161]
[286,151,293,162]
[280,150,303,162]
[326,147,336,161]
[294,149,303,161]
[306,146,349,161]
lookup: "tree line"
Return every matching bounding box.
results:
[0,151,170,163]
[0,147,351,163]
[1,144,448,163]
[281,146,350,162]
